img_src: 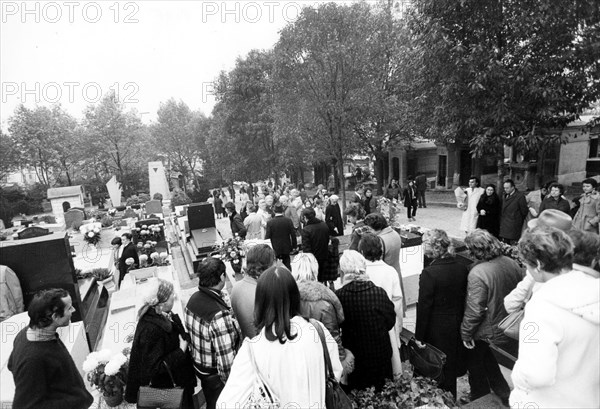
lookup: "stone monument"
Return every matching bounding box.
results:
[148,161,171,202]
[106,176,122,208]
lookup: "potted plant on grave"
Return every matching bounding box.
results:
[83,349,129,407]
[91,268,114,287]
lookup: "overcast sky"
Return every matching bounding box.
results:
[1,0,366,128]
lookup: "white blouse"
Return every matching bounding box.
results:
[217,315,343,408]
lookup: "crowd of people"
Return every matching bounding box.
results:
[6,176,599,409]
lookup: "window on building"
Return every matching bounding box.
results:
[590,137,599,159]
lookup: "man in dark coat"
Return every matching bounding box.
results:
[325,194,344,236]
[499,179,528,244]
[301,207,330,282]
[118,232,139,286]
[265,204,297,270]
[403,177,418,222]
[350,185,364,208]
[225,202,246,238]
[415,173,428,208]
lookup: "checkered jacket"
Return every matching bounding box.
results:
[336,280,396,368]
[184,287,242,383]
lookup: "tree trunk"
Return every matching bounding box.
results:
[337,159,346,219]
[373,152,386,195]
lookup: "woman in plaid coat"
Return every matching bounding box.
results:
[336,250,396,392]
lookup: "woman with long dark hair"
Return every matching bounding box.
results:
[476,184,501,237]
[218,266,342,407]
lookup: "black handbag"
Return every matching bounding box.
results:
[310,319,352,409]
[137,361,184,409]
[400,332,447,383]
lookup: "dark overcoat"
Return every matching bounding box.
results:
[325,203,344,236]
[118,242,139,282]
[416,257,469,393]
[125,310,196,406]
[265,215,297,256]
[499,190,528,240]
[476,193,501,237]
[301,217,330,262]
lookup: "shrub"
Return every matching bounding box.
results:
[100,214,113,228]
[125,195,141,206]
[349,363,456,409]
[138,193,151,203]
[41,215,56,224]
[152,193,163,202]
[170,190,192,210]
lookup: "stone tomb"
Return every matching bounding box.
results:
[47,185,85,226]
[64,208,85,230]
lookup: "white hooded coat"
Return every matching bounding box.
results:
[510,270,600,408]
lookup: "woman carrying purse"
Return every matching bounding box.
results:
[126,279,196,408]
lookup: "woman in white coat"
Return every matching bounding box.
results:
[511,227,599,408]
[217,266,342,408]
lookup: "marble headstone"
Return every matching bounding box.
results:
[64,209,85,230]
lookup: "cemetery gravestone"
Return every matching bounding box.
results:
[64,209,85,230]
[144,200,163,216]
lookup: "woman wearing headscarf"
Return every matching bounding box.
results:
[126,278,196,408]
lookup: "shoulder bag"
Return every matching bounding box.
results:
[245,341,280,409]
[310,319,352,409]
[399,330,446,384]
[498,308,524,340]
[137,361,184,409]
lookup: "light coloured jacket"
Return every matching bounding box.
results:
[218,316,342,408]
[510,270,600,408]
[572,192,600,233]
[0,265,24,322]
[503,272,543,314]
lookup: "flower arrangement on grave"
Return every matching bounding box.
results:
[83,349,129,407]
[138,251,170,268]
[82,225,102,245]
[135,224,164,243]
[376,197,403,229]
[213,235,245,272]
[108,208,117,217]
